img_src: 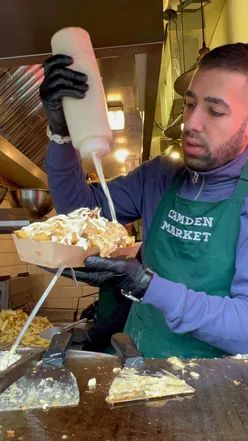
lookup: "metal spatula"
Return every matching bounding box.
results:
[40,317,87,339]
[0,332,80,411]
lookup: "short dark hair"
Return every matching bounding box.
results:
[198,43,248,75]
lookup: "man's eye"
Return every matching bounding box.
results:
[184,102,195,109]
[210,109,225,117]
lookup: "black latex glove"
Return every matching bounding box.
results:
[71,328,91,344]
[40,54,89,136]
[80,301,98,321]
[71,296,131,352]
[80,256,153,300]
[86,296,132,352]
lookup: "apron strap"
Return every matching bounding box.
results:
[232,160,248,200]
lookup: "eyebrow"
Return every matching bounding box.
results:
[185,90,230,109]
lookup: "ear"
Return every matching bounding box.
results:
[245,122,248,141]
[244,113,248,140]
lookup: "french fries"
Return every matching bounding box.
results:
[14,230,29,239]
[0,309,53,348]
[14,207,135,257]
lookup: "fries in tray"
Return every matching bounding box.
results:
[0,309,52,348]
[14,207,135,258]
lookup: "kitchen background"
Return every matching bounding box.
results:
[0,0,245,319]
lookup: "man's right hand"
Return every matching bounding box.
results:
[71,328,91,344]
[40,54,89,136]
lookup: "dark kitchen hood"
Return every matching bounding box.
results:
[0,208,47,234]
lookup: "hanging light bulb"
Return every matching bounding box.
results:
[108,101,125,131]
[171,151,181,159]
[115,149,129,162]
[164,140,183,159]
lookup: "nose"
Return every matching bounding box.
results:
[183,107,204,133]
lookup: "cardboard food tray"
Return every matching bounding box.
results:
[12,235,142,269]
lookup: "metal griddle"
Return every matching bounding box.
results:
[1,353,248,440]
[0,333,80,411]
[0,346,44,394]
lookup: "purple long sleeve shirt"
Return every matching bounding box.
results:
[45,141,248,355]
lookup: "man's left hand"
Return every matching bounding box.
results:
[80,256,152,300]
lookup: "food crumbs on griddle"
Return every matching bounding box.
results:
[233,380,240,386]
[188,361,198,368]
[88,378,97,389]
[167,357,186,371]
[190,372,200,380]
[7,430,15,437]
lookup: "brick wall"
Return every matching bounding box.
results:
[39,271,98,310]
[0,199,28,278]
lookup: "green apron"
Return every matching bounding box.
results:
[95,288,119,354]
[124,162,248,358]
[97,288,119,322]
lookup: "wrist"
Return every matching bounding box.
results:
[121,268,153,302]
[43,100,70,138]
[46,125,71,145]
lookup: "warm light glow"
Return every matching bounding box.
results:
[108,109,125,131]
[165,141,182,159]
[107,94,122,102]
[115,137,127,144]
[181,123,184,131]
[115,149,129,162]
[171,152,180,159]
[108,101,125,131]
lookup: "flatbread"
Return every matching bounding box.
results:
[106,367,195,404]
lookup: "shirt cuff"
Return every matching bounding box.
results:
[142,273,184,318]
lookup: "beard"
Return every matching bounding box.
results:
[182,116,248,171]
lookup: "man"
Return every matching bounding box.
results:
[40,43,248,358]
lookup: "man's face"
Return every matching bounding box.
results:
[182,68,248,171]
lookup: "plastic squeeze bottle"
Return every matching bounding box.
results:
[51,27,113,159]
